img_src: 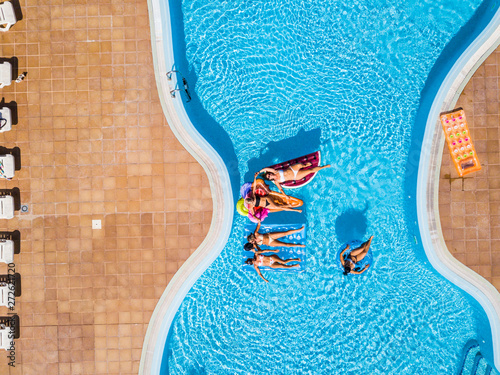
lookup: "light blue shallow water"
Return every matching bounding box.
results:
[163,0,492,374]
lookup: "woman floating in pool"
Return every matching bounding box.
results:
[245,222,305,249]
[339,235,374,275]
[256,162,331,193]
[245,250,301,283]
[244,179,303,215]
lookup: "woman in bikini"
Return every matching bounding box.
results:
[256,163,331,193]
[244,248,301,283]
[244,179,302,215]
[339,235,374,275]
[245,221,305,249]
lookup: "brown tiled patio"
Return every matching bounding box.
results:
[0,0,212,373]
[439,46,500,290]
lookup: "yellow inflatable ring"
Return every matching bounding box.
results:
[236,198,248,216]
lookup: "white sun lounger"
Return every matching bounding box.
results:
[0,1,16,32]
[0,107,11,132]
[0,61,12,88]
[0,283,10,307]
[0,326,12,350]
[0,196,14,219]
[0,155,14,179]
[0,240,14,263]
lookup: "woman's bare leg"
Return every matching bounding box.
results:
[350,235,374,261]
[267,239,305,248]
[266,198,297,212]
[267,226,304,239]
[270,255,301,264]
[270,264,300,269]
[295,165,331,180]
[289,162,311,170]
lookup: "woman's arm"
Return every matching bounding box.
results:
[339,245,350,266]
[247,245,257,253]
[251,176,258,192]
[351,264,370,275]
[253,171,264,186]
[275,181,285,194]
[254,264,269,283]
[258,167,285,192]
[259,167,278,175]
[253,221,261,236]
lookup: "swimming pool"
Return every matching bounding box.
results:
[142,0,500,374]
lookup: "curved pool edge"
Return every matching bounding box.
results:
[417,9,500,370]
[139,0,234,373]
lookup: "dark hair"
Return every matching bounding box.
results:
[343,264,352,276]
[247,233,255,242]
[244,258,254,265]
[244,242,254,251]
[265,172,274,180]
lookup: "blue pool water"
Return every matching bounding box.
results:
[162,0,497,374]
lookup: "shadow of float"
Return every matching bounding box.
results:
[335,204,369,244]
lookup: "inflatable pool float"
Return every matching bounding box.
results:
[267,151,321,189]
[440,108,481,177]
[336,240,373,275]
[248,206,269,223]
[250,179,303,212]
[265,190,303,211]
[236,198,248,216]
[237,179,303,221]
[237,181,270,222]
[242,223,306,272]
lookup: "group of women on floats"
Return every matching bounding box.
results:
[242,154,374,282]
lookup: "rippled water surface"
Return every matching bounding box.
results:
[163,0,488,374]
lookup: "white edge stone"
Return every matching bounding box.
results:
[417,8,500,371]
[139,0,234,374]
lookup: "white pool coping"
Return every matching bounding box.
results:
[140,1,500,373]
[139,0,234,374]
[417,8,500,371]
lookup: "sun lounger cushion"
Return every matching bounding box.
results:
[0,155,14,179]
[0,240,14,263]
[0,284,9,307]
[0,196,14,219]
[0,62,12,88]
[0,107,11,132]
[0,326,12,350]
[0,1,16,32]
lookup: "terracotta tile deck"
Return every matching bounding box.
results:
[0,0,212,373]
[439,46,500,290]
